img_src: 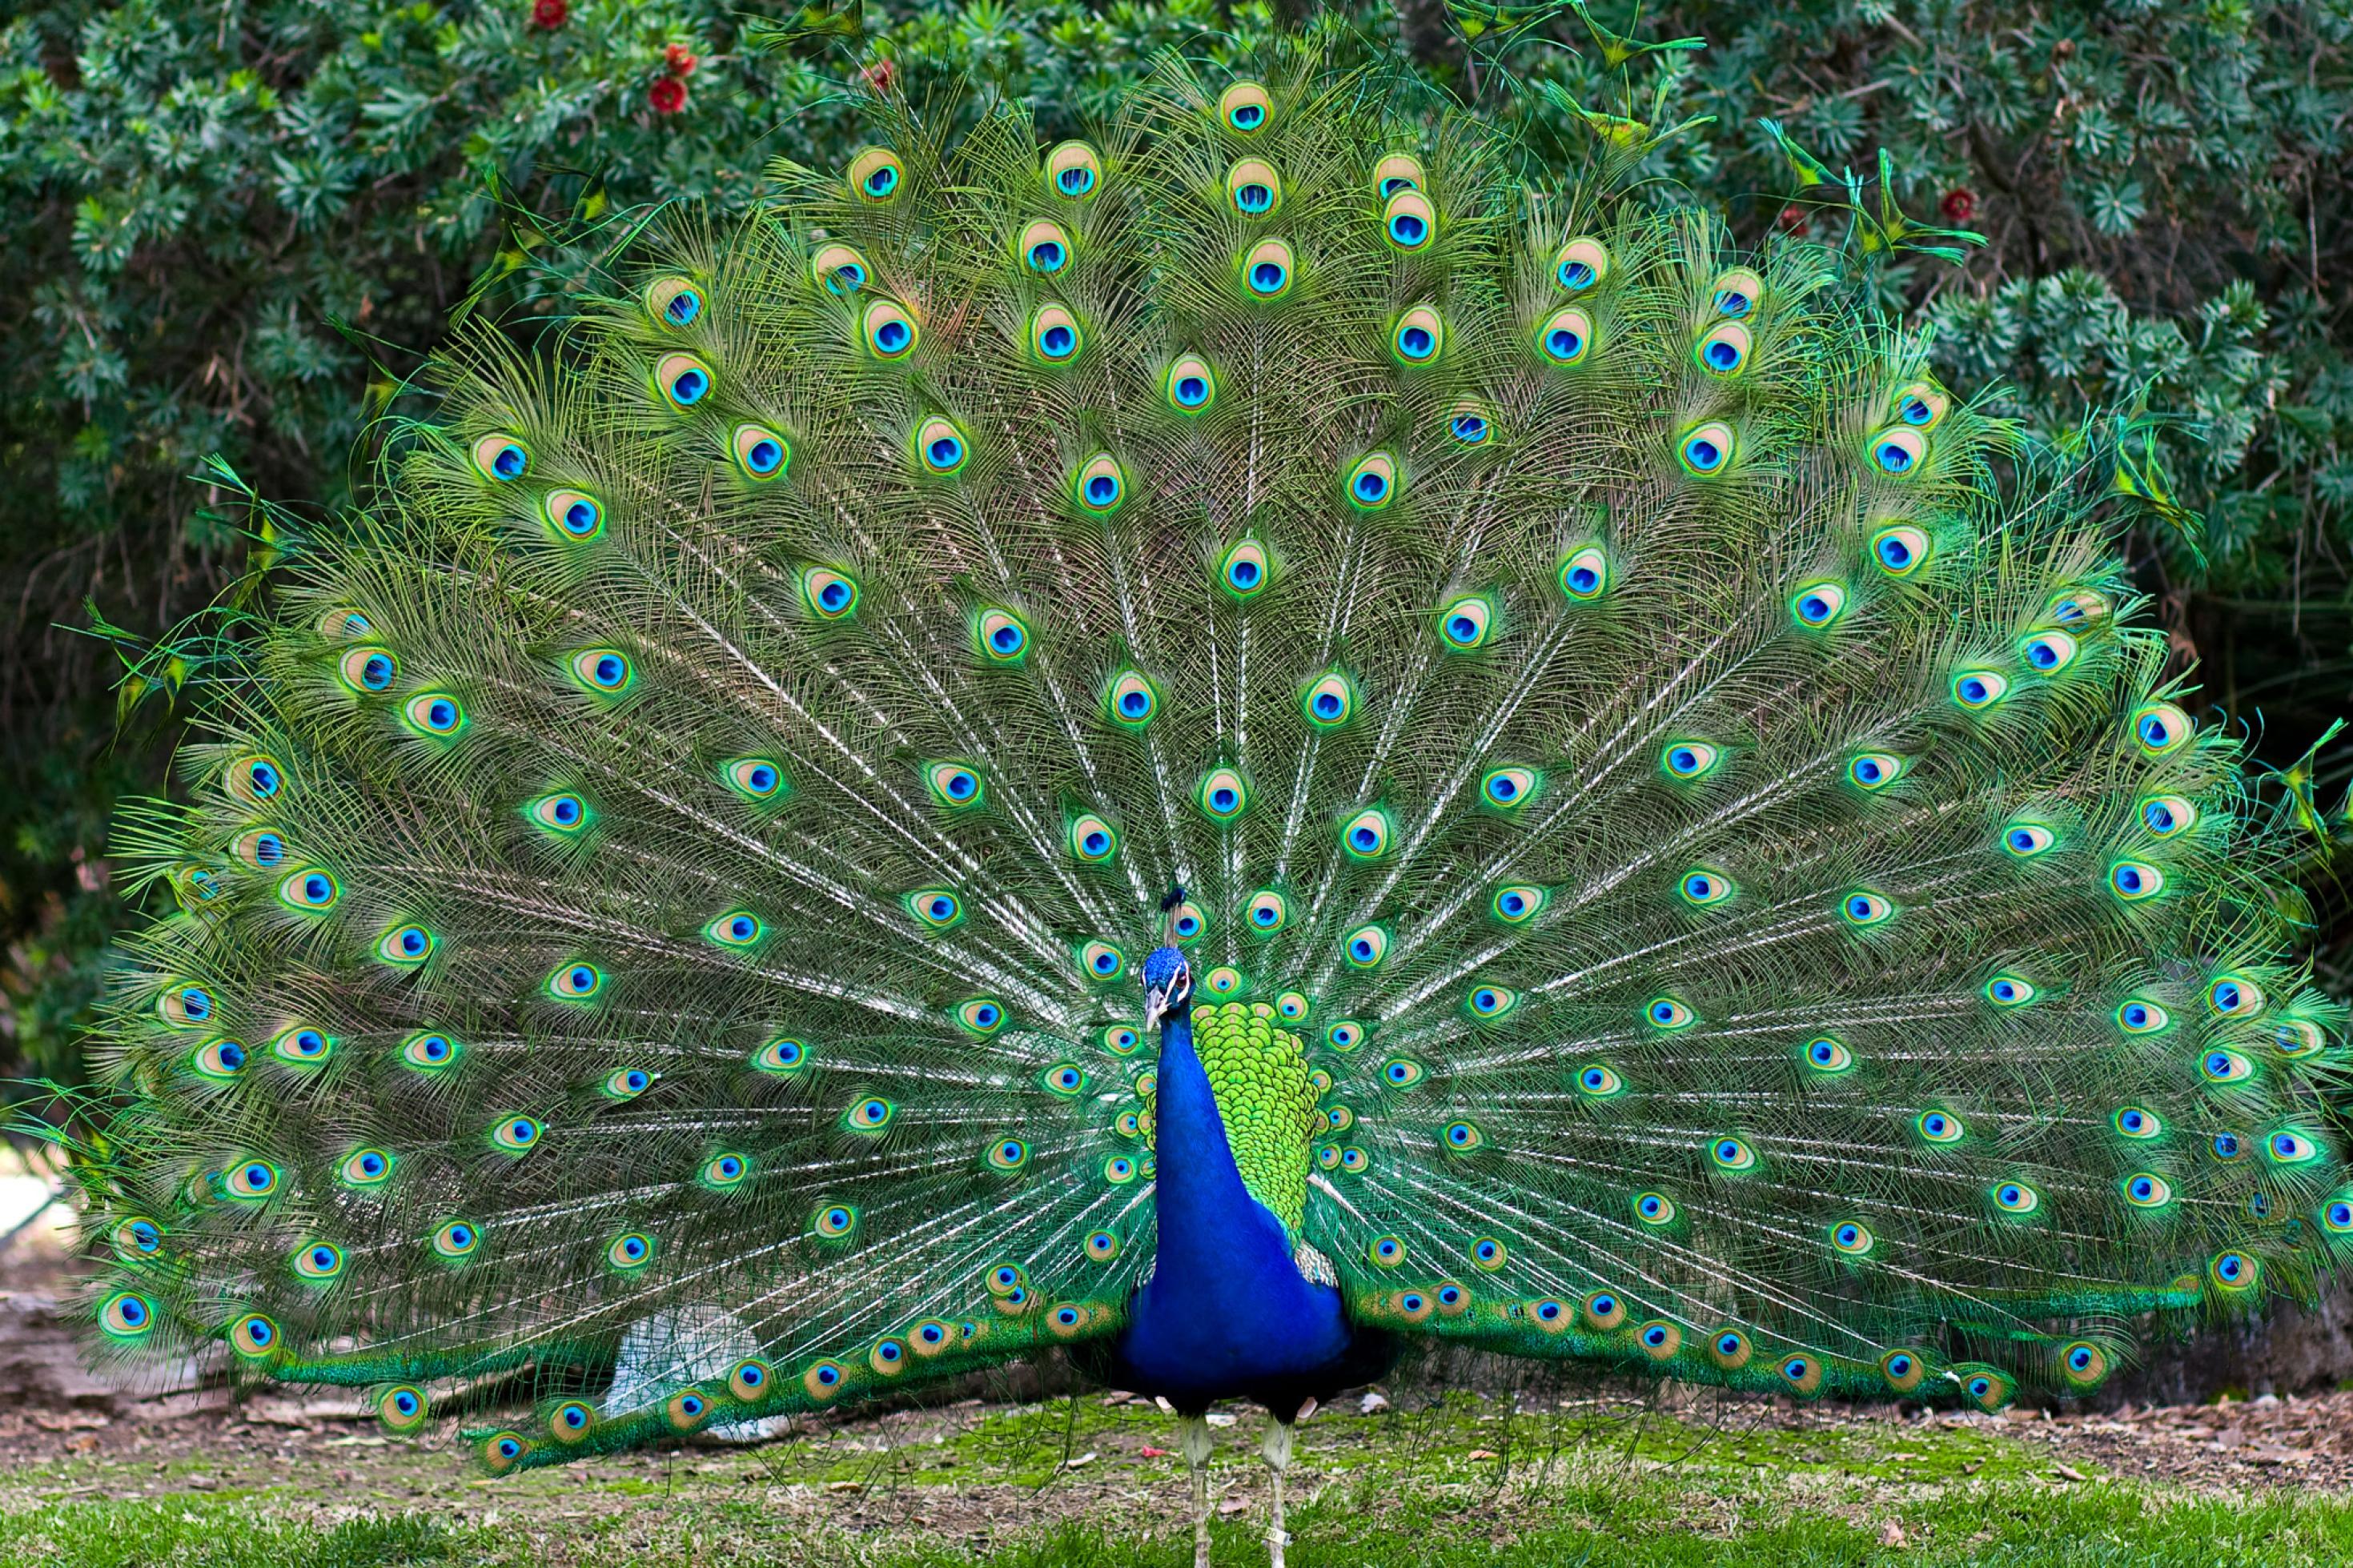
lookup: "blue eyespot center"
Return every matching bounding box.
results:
[876,319,909,352]
[746,439,783,474]
[1250,261,1286,293]
[1390,213,1426,245]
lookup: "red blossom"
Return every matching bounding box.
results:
[648,76,688,115]
[531,0,566,28]
[1777,203,1808,231]
[861,58,896,95]
[1941,187,1978,224]
[665,43,698,75]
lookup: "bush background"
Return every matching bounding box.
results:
[4,0,2350,1102]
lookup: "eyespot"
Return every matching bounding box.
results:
[1991,1179,2040,1214]
[1893,382,1949,428]
[1065,941,1122,985]
[1382,188,1435,251]
[1632,1321,1680,1361]
[1100,1151,1138,1185]
[339,1147,396,1187]
[729,1359,772,1400]
[112,1217,165,1260]
[1880,1349,1928,1393]
[223,1157,280,1199]
[1436,594,1493,651]
[1340,807,1393,860]
[1838,889,1893,927]
[1219,81,1271,133]
[401,691,466,736]
[2058,1341,2110,1388]
[986,1263,1027,1297]
[702,1153,749,1188]
[1380,1057,1425,1090]
[1695,321,1750,375]
[1645,997,1694,1031]
[1709,1136,1757,1172]
[2047,587,2113,624]
[1218,539,1274,599]
[2207,974,2265,1016]
[1678,867,1734,908]
[526,792,592,838]
[1101,1025,1142,1057]
[2212,1132,2247,1162]
[722,756,788,803]
[2002,822,2055,858]
[2110,860,2165,901]
[1370,1235,1407,1269]
[1829,1220,1874,1256]
[1985,973,2035,1008]
[1801,1036,1853,1074]
[1084,1229,1122,1263]
[1227,157,1282,215]
[1195,771,1251,827]
[808,1201,859,1241]
[2122,1173,2172,1208]
[157,984,215,1029]
[1042,1061,1089,1097]
[1326,1020,1365,1052]
[2278,1018,2328,1057]
[1481,766,1541,813]
[271,864,343,915]
[1466,985,1517,1021]
[569,648,636,699]
[2020,630,2078,673]
[603,1067,654,1101]
[1169,901,1205,942]
[704,909,766,951]
[547,962,604,1001]
[1241,238,1293,298]
[1553,237,1608,291]
[1870,525,1931,578]
[192,1037,248,1080]
[490,1114,541,1154]
[337,645,399,695]
[845,1097,897,1132]
[1491,884,1547,924]
[471,434,530,483]
[1165,354,1217,413]
[315,606,372,640]
[976,606,1030,664]
[809,242,869,295]
[542,1399,597,1446]
[1575,1064,1624,1097]
[956,997,1007,1035]
[375,1385,429,1434]
[1200,965,1244,997]
[914,416,968,475]
[432,1220,480,1259]
[729,422,790,480]
[98,1291,155,1338]
[1345,451,1399,511]
[1392,304,1444,365]
[2139,795,2197,838]
[230,1313,281,1360]
[926,761,986,809]
[2324,1198,2353,1235]
[1679,421,1734,475]
[1297,668,1359,730]
[1790,580,1848,628]
[1848,752,1902,791]
[1948,668,2008,711]
[1709,1329,1752,1369]
[1553,545,1611,604]
[1536,307,1592,366]
[789,566,861,624]
[847,146,904,203]
[1869,427,1925,475]
[1448,400,1493,445]
[1068,812,1118,862]
[2113,1105,2162,1139]
[753,1037,810,1076]
[1371,151,1424,198]
[1030,303,1082,364]
[1917,1109,1965,1144]
[1046,139,1102,199]
[1063,452,1129,514]
[1276,991,1308,1021]
[2130,702,2192,756]
[1244,889,1290,934]
[1660,741,1721,780]
[1633,1192,1676,1226]
[2266,1128,2320,1165]
[2209,1251,2259,1293]
[654,352,711,410]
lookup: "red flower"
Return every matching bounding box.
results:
[649,76,688,115]
[1941,188,1978,224]
[531,0,566,27]
[1777,203,1808,231]
[665,43,698,75]
[861,58,896,95]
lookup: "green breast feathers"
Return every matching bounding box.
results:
[1183,1002,1323,1234]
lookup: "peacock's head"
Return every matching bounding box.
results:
[1142,944,1192,1029]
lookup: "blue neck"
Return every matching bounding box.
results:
[1108,1007,1352,1410]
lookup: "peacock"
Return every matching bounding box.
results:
[65,38,2353,1568]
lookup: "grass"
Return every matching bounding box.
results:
[0,1394,2342,1566]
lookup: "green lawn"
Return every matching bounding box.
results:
[0,1394,2339,1566]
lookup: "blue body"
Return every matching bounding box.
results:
[1106,971,1389,1412]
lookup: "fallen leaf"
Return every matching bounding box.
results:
[1359,1392,1391,1415]
[1065,1452,1098,1470]
[2053,1463,2090,1482]
[1468,1450,1500,1461]
[1205,1412,1237,1428]
[1218,1498,1249,1516]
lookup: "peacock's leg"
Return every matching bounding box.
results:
[1260,1414,1296,1568]
[1179,1414,1215,1568]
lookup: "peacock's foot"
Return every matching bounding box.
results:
[1259,1401,1311,1568]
